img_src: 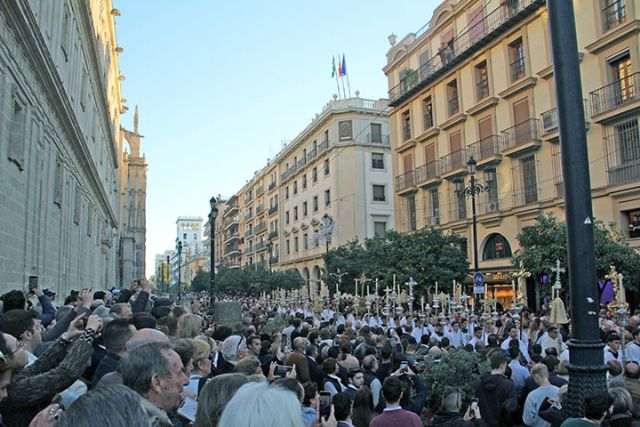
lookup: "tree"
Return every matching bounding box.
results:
[190,269,210,292]
[513,213,640,294]
[324,229,468,297]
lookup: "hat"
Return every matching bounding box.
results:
[154,297,172,308]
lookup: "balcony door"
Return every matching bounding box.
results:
[610,53,634,104]
[513,98,531,145]
[478,116,494,159]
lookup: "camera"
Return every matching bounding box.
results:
[274,365,292,377]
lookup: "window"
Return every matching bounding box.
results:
[374,221,387,237]
[521,155,538,203]
[324,159,330,176]
[370,123,382,143]
[610,53,634,103]
[456,191,467,221]
[338,120,353,140]
[372,153,384,169]
[313,196,319,212]
[293,181,298,195]
[402,111,411,141]
[302,174,307,189]
[285,211,290,225]
[406,195,416,231]
[183,233,187,239]
[603,0,626,31]
[429,189,440,225]
[285,186,289,200]
[303,233,309,250]
[7,96,26,170]
[510,38,526,82]
[54,154,64,207]
[373,185,386,202]
[475,62,489,101]
[323,129,329,144]
[447,79,459,116]
[61,5,70,61]
[294,237,299,252]
[286,239,290,255]
[324,189,331,207]
[312,167,318,183]
[303,202,308,217]
[193,233,197,239]
[294,206,298,221]
[423,96,434,129]
[73,190,81,225]
[482,234,513,260]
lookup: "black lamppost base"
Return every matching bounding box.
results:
[566,339,607,416]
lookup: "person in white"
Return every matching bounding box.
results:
[540,326,566,356]
[604,333,623,364]
[626,329,640,365]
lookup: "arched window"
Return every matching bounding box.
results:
[482,233,512,260]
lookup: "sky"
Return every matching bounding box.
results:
[114,1,437,277]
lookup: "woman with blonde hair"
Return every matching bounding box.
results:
[194,373,249,427]
[185,338,213,398]
[179,314,204,339]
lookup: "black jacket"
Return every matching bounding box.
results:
[92,352,121,388]
[430,411,487,427]
[474,374,517,427]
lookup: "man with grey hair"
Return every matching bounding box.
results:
[286,337,310,382]
[522,363,559,427]
[431,386,483,426]
[362,354,383,407]
[121,341,189,427]
[219,335,248,374]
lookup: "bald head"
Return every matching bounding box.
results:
[127,328,169,351]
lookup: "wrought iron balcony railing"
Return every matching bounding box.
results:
[501,118,540,151]
[395,170,415,192]
[590,72,640,116]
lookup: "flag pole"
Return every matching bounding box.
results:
[338,54,347,99]
[333,56,341,99]
[344,54,352,98]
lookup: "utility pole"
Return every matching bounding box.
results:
[547,0,606,416]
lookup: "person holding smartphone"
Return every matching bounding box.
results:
[430,386,485,426]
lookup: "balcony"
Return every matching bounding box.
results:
[448,96,460,116]
[245,193,253,204]
[440,149,467,177]
[244,211,253,221]
[255,221,267,234]
[298,158,306,169]
[223,232,240,244]
[449,200,467,222]
[469,135,502,166]
[256,204,265,216]
[402,124,412,141]
[244,228,253,238]
[222,205,239,218]
[255,241,268,252]
[307,148,317,162]
[224,246,241,256]
[513,185,539,207]
[541,108,558,136]
[245,247,254,255]
[268,204,278,215]
[268,181,276,191]
[501,118,541,155]
[395,170,416,194]
[269,230,278,240]
[590,73,640,117]
[510,57,526,82]
[256,186,264,197]
[388,0,545,107]
[368,134,390,145]
[605,121,640,186]
[280,170,289,182]
[223,216,240,231]
[415,161,441,187]
[424,111,434,130]
[288,164,298,176]
[476,79,490,101]
[318,139,329,153]
[602,0,626,32]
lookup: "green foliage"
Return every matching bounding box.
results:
[190,269,210,292]
[214,265,305,296]
[324,229,468,297]
[513,213,640,291]
[419,350,490,406]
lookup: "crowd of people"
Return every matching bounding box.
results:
[0,282,636,427]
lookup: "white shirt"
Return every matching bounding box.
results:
[604,345,623,364]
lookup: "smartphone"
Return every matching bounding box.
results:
[319,391,332,419]
[178,397,198,422]
[280,334,287,352]
[275,365,293,377]
[28,276,38,292]
[470,398,479,417]
[400,361,408,372]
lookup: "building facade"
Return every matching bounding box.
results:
[385,0,640,305]
[219,96,394,295]
[172,216,203,288]
[119,107,147,286]
[0,0,131,295]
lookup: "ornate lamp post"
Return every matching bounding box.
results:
[453,157,495,310]
[165,255,170,294]
[177,241,183,301]
[209,196,219,306]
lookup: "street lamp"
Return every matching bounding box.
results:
[165,255,170,294]
[452,156,495,310]
[209,196,219,306]
[177,241,183,301]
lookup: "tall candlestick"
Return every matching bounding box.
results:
[511,280,516,304]
[336,283,339,294]
[421,296,425,312]
[435,281,438,296]
[355,279,358,297]
[393,274,396,293]
[367,284,370,296]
